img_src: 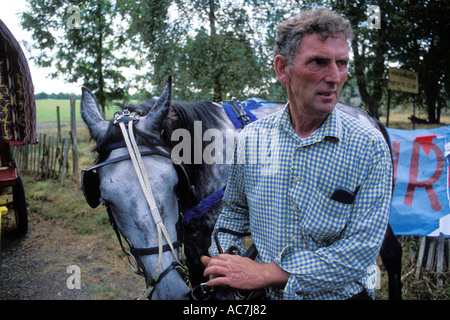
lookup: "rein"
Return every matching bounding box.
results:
[81,100,258,300]
[115,112,187,299]
[82,109,190,299]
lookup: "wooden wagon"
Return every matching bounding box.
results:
[0,19,37,243]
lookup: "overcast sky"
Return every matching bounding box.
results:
[2,1,80,94]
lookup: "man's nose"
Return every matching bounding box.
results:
[324,62,342,84]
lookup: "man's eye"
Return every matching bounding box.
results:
[312,58,327,65]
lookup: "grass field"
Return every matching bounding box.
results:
[380,106,450,130]
[35,99,121,123]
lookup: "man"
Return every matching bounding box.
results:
[201,9,392,300]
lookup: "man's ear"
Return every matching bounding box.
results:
[274,55,290,85]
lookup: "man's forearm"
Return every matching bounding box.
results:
[201,254,290,290]
[263,262,291,289]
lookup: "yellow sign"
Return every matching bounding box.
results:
[388,67,419,94]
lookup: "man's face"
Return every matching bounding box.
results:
[277,33,349,118]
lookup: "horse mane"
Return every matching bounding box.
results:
[160,101,224,187]
[92,100,224,184]
[160,101,223,148]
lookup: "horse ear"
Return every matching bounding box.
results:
[81,87,109,142]
[138,76,172,134]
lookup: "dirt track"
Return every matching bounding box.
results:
[0,208,145,300]
[0,122,146,300]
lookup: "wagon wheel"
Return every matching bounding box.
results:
[13,176,28,235]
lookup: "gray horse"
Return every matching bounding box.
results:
[81,77,402,300]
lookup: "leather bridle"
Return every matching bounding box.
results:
[81,110,195,299]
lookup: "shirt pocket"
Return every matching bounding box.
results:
[296,186,352,245]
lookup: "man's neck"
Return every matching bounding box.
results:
[288,103,330,139]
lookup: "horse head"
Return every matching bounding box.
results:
[81,77,191,299]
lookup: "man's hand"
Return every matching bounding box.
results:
[201,254,290,290]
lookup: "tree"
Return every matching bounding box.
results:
[23,0,447,115]
[21,0,134,113]
[331,0,450,122]
[120,0,281,102]
[326,0,393,119]
[117,0,179,96]
[387,0,450,123]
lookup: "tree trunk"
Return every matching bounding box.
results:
[208,0,222,102]
[352,38,379,118]
[97,2,106,115]
[350,12,388,119]
[422,44,440,124]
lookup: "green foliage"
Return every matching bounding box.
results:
[22,0,135,113]
[22,0,449,116]
[176,29,265,101]
[330,0,450,121]
[384,0,450,123]
[119,0,287,102]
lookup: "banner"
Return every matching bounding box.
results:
[387,126,450,237]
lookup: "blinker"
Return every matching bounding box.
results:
[81,148,199,211]
[81,169,101,208]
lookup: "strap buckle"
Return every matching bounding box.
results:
[113,109,140,125]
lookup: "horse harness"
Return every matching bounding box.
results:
[81,109,197,299]
[81,103,260,300]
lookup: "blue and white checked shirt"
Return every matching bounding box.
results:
[209,104,392,300]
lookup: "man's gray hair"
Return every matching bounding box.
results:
[274,9,353,66]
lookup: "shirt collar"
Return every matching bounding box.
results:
[272,103,343,145]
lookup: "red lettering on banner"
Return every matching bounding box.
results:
[392,140,401,186]
[404,138,443,211]
[415,135,437,156]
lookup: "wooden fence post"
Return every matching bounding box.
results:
[61,139,70,185]
[41,133,47,177]
[415,236,426,279]
[12,126,75,184]
[70,95,79,179]
[425,238,437,271]
[56,106,61,140]
[436,238,445,289]
[48,135,54,179]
